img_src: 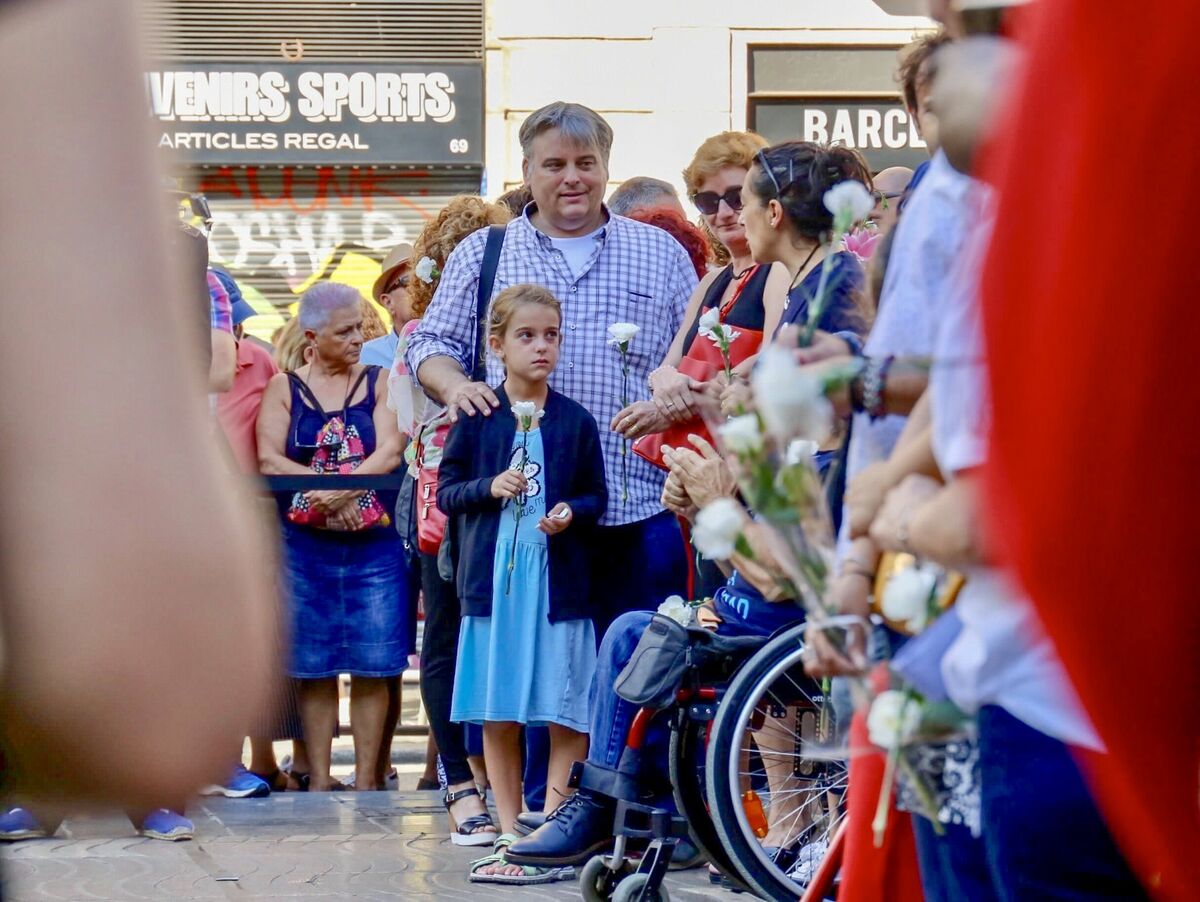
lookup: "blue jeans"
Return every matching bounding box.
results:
[977,705,1147,901]
[589,511,688,641]
[580,607,770,803]
[524,726,550,811]
[912,817,997,902]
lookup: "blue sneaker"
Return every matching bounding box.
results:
[201,764,271,799]
[140,809,194,841]
[0,807,48,841]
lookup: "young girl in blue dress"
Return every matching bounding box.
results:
[437,284,607,883]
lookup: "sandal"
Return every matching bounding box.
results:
[468,834,575,885]
[443,786,498,847]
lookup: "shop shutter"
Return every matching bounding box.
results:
[142,0,485,63]
[191,168,478,340]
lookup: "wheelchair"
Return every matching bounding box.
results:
[577,619,848,902]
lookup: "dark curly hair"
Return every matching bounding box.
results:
[746,142,874,241]
[627,206,711,280]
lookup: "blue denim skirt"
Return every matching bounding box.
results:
[282,523,410,679]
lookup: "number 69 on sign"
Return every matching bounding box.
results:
[449,139,470,153]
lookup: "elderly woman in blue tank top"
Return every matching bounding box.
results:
[257,281,407,792]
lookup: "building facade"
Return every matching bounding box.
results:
[485,0,932,196]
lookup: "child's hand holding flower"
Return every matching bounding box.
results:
[490,470,529,500]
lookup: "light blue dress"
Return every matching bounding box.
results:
[451,428,596,732]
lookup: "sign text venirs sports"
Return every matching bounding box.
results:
[146,63,483,166]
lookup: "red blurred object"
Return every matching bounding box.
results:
[835,708,923,902]
[981,1,1200,897]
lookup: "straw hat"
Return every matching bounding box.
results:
[371,242,415,302]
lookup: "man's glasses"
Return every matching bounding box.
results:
[691,187,744,216]
[755,148,795,198]
[383,273,410,295]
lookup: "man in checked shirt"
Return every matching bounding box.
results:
[407,101,698,638]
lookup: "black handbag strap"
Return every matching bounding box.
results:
[472,224,507,382]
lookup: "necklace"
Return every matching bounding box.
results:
[787,245,821,292]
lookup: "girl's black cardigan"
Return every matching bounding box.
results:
[436,385,608,623]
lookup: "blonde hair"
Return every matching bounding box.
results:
[682,131,769,197]
[488,284,562,342]
[272,317,310,372]
[359,296,387,341]
[408,195,511,319]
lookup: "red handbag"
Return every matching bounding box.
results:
[633,269,764,470]
[414,419,450,555]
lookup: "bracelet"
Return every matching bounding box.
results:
[862,355,894,421]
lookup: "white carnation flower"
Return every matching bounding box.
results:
[692,497,744,560]
[511,401,537,420]
[718,413,764,454]
[607,322,640,346]
[697,307,721,336]
[657,594,695,627]
[414,255,438,284]
[866,690,921,750]
[785,439,819,466]
[823,181,875,225]
[751,346,833,443]
[881,564,938,633]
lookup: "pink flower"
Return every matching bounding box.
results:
[843,227,881,263]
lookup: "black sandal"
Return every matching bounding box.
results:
[444,786,498,847]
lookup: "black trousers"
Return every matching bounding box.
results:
[418,551,474,787]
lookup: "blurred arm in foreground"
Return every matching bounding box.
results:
[0,0,275,808]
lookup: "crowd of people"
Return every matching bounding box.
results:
[2,0,1192,898]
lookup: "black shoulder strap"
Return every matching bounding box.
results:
[346,366,373,409]
[472,224,507,382]
[287,372,328,419]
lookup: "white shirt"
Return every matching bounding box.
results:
[931,211,1101,751]
[548,224,605,280]
[838,151,979,557]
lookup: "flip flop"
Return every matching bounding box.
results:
[468,835,575,885]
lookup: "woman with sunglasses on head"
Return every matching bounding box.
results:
[645,132,792,427]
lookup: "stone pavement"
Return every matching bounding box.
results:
[1,792,732,900]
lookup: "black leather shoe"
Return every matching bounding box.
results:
[504,792,614,866]
[513,810,547,836]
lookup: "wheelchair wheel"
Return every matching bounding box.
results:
[580,854,630,902]
[668,712,753,894]
[611,872,670,902]
[706,626,848,901]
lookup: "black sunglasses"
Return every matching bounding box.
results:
[755,148,795,198]
[692,187,744,216]
[383,272,410,294]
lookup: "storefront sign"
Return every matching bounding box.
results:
[146,63,483,165]
[752,99,928,170]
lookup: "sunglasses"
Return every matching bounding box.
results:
[755,148,795,198]
[692,187,744,216]
[383,273,410,295]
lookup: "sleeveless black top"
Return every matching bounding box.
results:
[680,264,770,356]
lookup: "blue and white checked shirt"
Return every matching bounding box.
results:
[406,207,698,526]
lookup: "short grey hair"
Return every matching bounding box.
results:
[607,177,680,217]
[298,281,362,333]
[519,101,614,166]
